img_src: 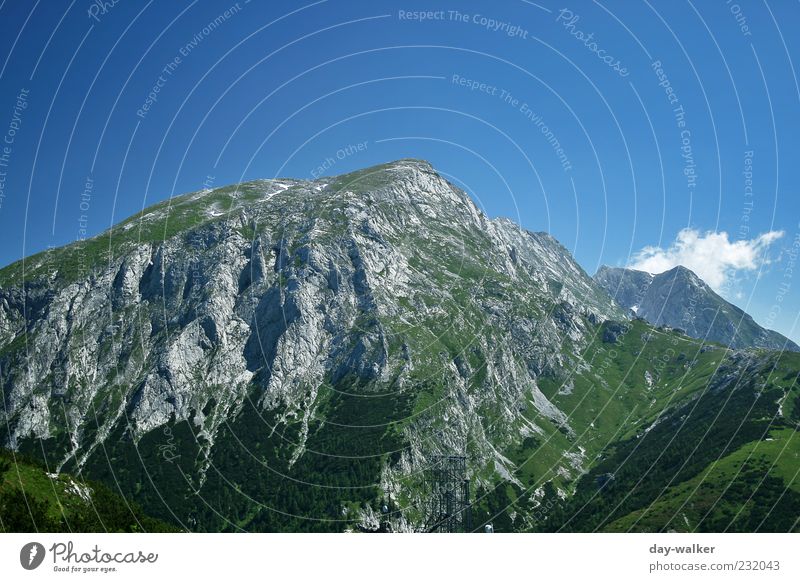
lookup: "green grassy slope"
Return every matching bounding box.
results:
[0,448,179,532]
[534,346,800,533]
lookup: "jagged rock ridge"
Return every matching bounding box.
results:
[594,265,798,351]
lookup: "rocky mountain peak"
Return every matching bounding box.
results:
[0,158,621,462]
[660,264,704,287]
[594,264,798,351]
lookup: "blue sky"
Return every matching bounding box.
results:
[0,0,798,342]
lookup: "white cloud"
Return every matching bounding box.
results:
[629,228,784,291]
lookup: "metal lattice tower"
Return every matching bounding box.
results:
[424,455,472,533]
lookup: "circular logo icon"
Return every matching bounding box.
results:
[20,542,46,570]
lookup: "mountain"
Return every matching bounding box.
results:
[594,265,799,352]
[1,159,799,532]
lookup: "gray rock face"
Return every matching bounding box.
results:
[4,159,799,531]
[594,265,798,351]
[0,160,626,527]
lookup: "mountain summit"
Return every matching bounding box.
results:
[594,265,798,351]
[2,160,799,532]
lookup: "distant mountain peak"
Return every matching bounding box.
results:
[594,264,798,351]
